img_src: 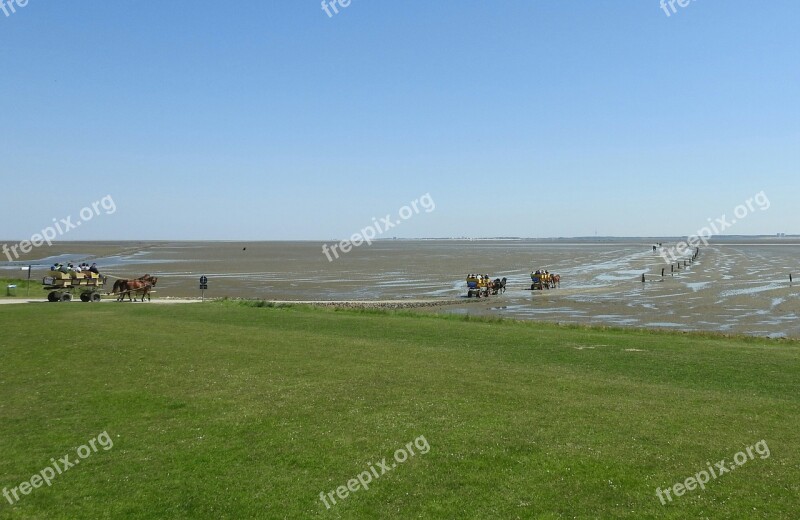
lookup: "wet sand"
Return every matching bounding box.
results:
[2,238,799,337]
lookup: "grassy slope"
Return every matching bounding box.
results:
[0,303,797,519]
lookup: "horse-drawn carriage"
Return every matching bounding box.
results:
[531,270,560,290]
[43,271,159,302]
[43,271,106,302]
[466,275,506,298]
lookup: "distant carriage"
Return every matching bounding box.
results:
[466,275,489,298]
[531,271,560,290]
[43,270,159,303]
[466,275,506,298]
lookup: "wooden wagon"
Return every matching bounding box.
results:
[43,271,107,302]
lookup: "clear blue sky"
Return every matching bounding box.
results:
[1,1,798,240]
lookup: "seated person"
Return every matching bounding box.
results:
[66,263,75,277]
[89,263,100,274]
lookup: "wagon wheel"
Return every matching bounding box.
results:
[60,293,72,302]
[47,291,58,302]
[91,292,102,303]
[80,293,90,302]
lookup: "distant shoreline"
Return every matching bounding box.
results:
[1,235,798,246]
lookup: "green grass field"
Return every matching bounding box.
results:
[0,278,38,299]
[0,303,797,519]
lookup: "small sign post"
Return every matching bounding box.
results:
[199,275,208,302]
[21,266,31,296]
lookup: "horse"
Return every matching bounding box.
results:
[551,274,561,288]
[114,275,157,302]
[491,277,507,295]
[120,276,158,302]
[111,279,127,295]
[108,274,145,302]
[118,276,158,302]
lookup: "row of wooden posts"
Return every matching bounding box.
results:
[642,247,795,284]
[642,247,701,282]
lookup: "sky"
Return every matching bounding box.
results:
[0,0,798,240]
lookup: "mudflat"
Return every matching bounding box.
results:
[2,238,798,337]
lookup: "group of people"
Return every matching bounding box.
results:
[466,274,491,286]
[50,262,101,276]
[531,269,551,277]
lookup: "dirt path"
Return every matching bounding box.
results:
[0,298,466,308]
[0,298,202,305]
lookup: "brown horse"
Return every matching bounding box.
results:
[112,278,132,301]
[111,275,148,299]
[114,275,157,302]
[111,279,129,295]
[121,276,157,302]
[550,274,561,288]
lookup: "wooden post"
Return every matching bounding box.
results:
[661,268,665,277]
[641,273,646,283]
[26,265,31,297]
